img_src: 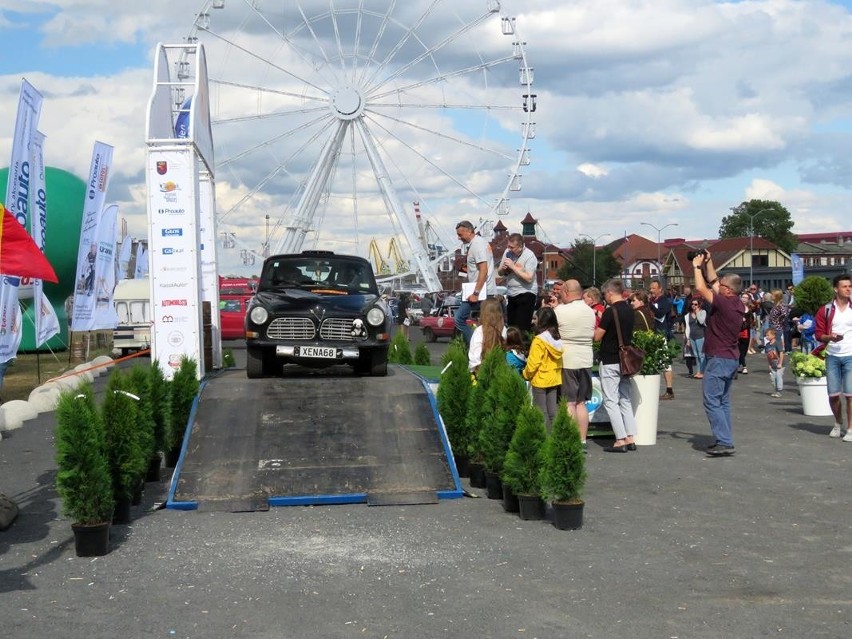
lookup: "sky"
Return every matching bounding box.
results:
[3,0,852,277]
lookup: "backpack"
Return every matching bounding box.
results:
[811,303,833,358]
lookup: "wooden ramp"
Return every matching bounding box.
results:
[167,365,462,511]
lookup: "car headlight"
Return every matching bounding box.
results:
[366,307,385,327]
[249,306,269,325]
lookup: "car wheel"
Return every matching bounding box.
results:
[369,351,388,377]
[246,347,266,378]
[423,327,437,343]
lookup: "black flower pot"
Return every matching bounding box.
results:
[468,462,486,488]
[113,496,132,525]
[453,454,470,478]
[72,522,111,557]
[484,471,503,500]
[145,455,162,482]
[131,481,143,506]
[502,484,520,513]
[516,494,545,521]
[165,446,182,468]
[552,501,584,530]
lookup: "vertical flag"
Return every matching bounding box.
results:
[135,246,149,279]
[72,142,114,331]
[30,130,60,345]
[1,79,43,363]
[117,236,133,280]
[791,253,804,285]
[89,204,120,329]
[0,276,23,364]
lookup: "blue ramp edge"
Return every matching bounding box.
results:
[165,379,207,511]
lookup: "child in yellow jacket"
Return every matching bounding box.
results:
[523,306,563,428]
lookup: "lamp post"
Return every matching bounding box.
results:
[744,207,774,288]
[579,233,611,286]
[640,222,678,285]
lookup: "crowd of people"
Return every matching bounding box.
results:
[451,219,852,455]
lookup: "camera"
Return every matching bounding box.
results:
[686,249,707,261]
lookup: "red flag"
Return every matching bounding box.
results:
[0,202,59,283]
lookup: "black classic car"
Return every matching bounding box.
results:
[244,251,391,377]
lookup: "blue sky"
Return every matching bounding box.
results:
[4,0,852,275]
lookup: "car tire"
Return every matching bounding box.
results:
[369,351,388,377]
[423,327,437,343]
[246,347,266,378]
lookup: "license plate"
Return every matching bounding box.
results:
[294,346,338,359]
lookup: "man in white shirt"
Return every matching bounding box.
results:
[555,279,596,445]
[454,220,496,347]
[499,233,538,332]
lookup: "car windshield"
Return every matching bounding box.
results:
[260,256,377,294]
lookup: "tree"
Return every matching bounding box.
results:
[719,199,797,254]
[556,238,621,287]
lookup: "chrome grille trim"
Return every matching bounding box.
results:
[320,318,356,341]
[266,317,315,340]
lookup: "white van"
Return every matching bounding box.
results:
[113,278,151,355]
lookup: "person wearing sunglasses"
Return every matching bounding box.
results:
[692,250,747,457]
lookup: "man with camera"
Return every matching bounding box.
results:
[499,233,538,332]
[692,249,746,457]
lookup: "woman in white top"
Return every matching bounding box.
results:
[468,298,507,373]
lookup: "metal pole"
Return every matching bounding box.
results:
[579,233,610,286]
[640,222,678,285]
[746,208,774,288]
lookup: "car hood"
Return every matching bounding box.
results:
[253,289,380,315]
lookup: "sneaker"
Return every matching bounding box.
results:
[660,392,675,401]
[770,392,782,398]
[741,367,748,374]
[706,444,735,457]
[829,425,842,438]
[843,432,852,443]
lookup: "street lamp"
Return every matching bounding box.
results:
[640,222,678,285]
[579,233,611,286]
[744,207,774,288]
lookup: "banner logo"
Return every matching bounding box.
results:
[161,228,183,237]
[156,161,168,175]
[162,247,184,255]
[162,299,188,307]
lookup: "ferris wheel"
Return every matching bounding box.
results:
[183,0,535,285]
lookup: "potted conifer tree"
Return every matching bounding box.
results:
[436,338,473,476]
[463,346,504,488]
[167,357,200,467]
[102,369,144,524]
[148,360,172,478]
[501,403,548,518]
[540,401,587,530]
[480,361,529,499]
[55,385,114,556]
[127,365,159,484]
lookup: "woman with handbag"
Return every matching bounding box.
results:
[593,279,638,453]
[685,299,708,378]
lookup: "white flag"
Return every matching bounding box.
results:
[135,246,149,279]
[0,277,23,364]
[1,79,42,361]
[72,142,114,331]
[117,236,133,280]
[30,130,60,346]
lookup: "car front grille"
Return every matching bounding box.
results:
[266,317,315,340]
[319,318,356,341]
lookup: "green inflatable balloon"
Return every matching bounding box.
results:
[1,166,86,351]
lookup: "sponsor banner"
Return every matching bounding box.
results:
[146,146,204,379]
[72,142,114,330]
[89,204,120,330]
[30,130,60,345]
[198,170,221,368]
[791,253,804,285]
[0,276,23,364]
[1,80,41,360]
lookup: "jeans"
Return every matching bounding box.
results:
[702,356,739,446]
[599,363,636,440]
[826,353,852,396]
[690,337,706,373]
[454,300,478,347]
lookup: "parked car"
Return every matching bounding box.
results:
[419,303,460,342]
[244,251,390,377]
[219,277,255,340]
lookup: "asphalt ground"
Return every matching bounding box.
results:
[1,336,850,639]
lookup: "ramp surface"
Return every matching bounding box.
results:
[169,365,460,510]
